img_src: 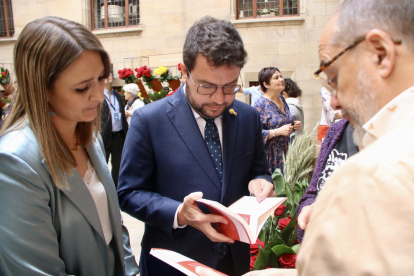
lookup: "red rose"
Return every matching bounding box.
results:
[1,71,6,76]
[250,254,258,271]
[279,253,296,268]
[143,65,147,70]
[274,205,286,216]
[134,68,138,72]
[177,63,182,71]
[278,217,291,231]
[119,74,124,79]
[118,70,122,74]
[122,68,126,73]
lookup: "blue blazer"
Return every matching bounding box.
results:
[118,86,272,276]
[0,122,139,276]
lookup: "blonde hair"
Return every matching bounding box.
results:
[0,17,111,189]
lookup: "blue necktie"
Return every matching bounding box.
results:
[204,119,223,181]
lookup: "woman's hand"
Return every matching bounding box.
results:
[276,124,293,137]
[125,110,133,117]
[293,121,302,131]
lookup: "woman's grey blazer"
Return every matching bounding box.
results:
[0,122,139,276]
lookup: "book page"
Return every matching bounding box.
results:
[150,248,228,276]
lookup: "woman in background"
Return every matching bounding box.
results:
[254,67,301,174]
[0,17,139,276]
[281,78,304,136]
[124,83,144,126]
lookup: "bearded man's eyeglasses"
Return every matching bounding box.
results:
[187,70,243,95]
[314,36,402,97]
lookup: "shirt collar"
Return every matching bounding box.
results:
[362,86,414,147]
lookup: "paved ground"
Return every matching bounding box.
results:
[108,157,144,264]
[122,211,144,264]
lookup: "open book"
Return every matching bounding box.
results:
[197,196,286,244]
[150,248,228,276]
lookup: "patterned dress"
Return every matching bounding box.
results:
[254,95,293,174]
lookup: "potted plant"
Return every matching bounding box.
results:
[154,65,181,91]
[0,67,12,96]
[136,66,162,92]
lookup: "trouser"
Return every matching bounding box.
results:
[105,131,125,188]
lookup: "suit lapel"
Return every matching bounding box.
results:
[42,159,106,241]
[166,88,222,191]
[222,105,239,201]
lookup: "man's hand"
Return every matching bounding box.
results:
[195,267,297,276]
[298,204,314,230]
[277,124,294,137]
[177,192,235,243]
[249,179,275,203]
[293,121,302,131]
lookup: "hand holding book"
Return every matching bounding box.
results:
[177,191,235,244]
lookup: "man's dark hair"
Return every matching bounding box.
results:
[183,16,247,72]
[258,67,280,92]
[283,78,302,98]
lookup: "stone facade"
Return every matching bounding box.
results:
[0,0,341,129]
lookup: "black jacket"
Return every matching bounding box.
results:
[100,90,128,149]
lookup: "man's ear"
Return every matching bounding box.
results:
[365,29,397,78]
[181,63,188,77]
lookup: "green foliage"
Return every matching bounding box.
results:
[252,126,317,270]
[148,88,168,102]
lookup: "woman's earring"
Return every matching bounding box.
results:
[49,112,55,117]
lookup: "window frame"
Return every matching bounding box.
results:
[236,0,300,20]
[0,0,14,38]
[90,0,139,31]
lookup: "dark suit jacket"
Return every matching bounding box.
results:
[118,86,272,276]
[101,89,129,149]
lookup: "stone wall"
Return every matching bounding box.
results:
[0,0,341,128]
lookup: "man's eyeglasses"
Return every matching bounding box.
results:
[187,70,243,95]
[314,36,402,96]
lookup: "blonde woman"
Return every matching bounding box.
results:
[123,83,144,126]
[0,17,139,276]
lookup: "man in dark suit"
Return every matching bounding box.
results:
[118,16,274,276]
[101,73,128,187]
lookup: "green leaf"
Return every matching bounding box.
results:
[287,224,298,247]
[272,168,285,196]
[258,228,266,242]
[269,237,284,247]
[253,244,272,270]
[279,211,297,244]
[291,244,300,254]
[271,244,296,258]
[267,250,279,268]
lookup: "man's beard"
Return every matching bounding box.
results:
[342,67,379,147]
[185,85,233,119]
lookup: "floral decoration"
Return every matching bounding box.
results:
[251,127,316,271]
[135,66,158,89]
[0,67,10,85]
[118,68,138,84]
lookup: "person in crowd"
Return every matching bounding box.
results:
[123,83,144,126]
[0,17,139,275]
[242,85,262,106]
[101,73,128,187]
[197,0,414,275]
[297,118,358,241]
[117,16,274,276]
[281,78,304,136]
[254,67,301,174]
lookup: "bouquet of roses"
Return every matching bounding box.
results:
[251,127,316,270]
[118,68,138,84]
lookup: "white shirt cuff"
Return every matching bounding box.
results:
[173,203,187,229]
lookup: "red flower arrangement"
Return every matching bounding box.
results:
[279,253,297,268]
[118,68,138,84]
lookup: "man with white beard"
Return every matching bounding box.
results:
[197,0,414,275]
